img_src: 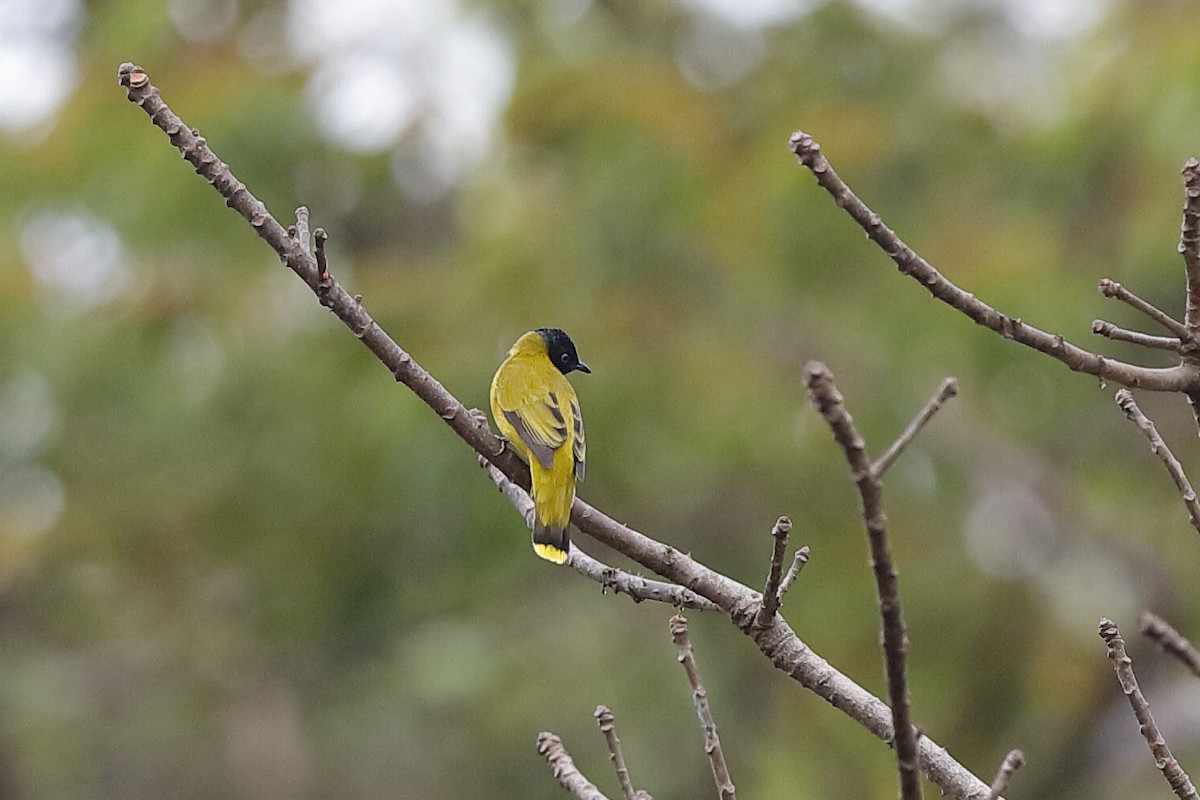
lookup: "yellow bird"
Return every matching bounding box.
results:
[490,328,589,564]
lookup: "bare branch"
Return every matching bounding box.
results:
[1114,390,1200,538]
[120,66,997,800]
[1098,619,1199,800]
[777,546,810,604]
[314,226,330,283]
[805,361,922,800]
[986,750,1025,800]
[788,130,1199,393]
[1140,612,1200,678]
[754,516,792,628]
[669,615,735,800]
[1092,320,1183,352]
[538,732,613,800]
[1180,158,1200,336]
[594,706,643,800]
[478,456,718,611]
[292,205,311,255]
[872,377,958,476]
[1098,279,1190,340]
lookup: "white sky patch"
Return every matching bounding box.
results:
[168,0,239,44]
[18,207,132,313]
[681,0,819,30]
[305,53,418,154]
[0,0,80,134]
[850,0,1110,39]
[1005,0,1112,40]
[676,15,767,91]
[287,0,515,197]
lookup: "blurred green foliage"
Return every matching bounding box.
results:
[3,1,1200,798]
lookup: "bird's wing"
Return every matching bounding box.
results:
[497,385,571,471]
[571,397,585,481]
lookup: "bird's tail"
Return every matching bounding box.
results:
[532,519,569,565]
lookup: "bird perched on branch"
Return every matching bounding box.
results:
[490,328,589,564]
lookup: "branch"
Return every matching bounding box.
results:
[805,361,922,800]
[669,615,735,800]
[1092,319,1183,352]
[1180,158,1200,337]
[478,456,718,611]
[119,65,997,800]
[594,706,644,800]
[788,130,1199,393]
[777,546,810,604]
[1098,619,1199,800]
[1140,612,1200,678]
[1098,279,1190,341]
[1114,390,1200,538]
[872,377,958,477]
[538,732,613,800]
[985,750,1025,800]
[754,516,791,628]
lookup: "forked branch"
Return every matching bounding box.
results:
[594,706,643,800]
[670,615,735,800]
[1098,618,1198,800]
[1140,612,1200,678]
[805,362,922,800]
[538,732,613,800]
[789,130,1199,394]
[1114,390,1200,538]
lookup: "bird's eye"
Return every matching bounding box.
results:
[561,353,569,362]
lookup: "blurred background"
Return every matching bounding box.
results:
[3,0,1200,797]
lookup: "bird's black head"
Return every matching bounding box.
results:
[537,328,590,375]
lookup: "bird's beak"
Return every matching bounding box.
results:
[576,361,591,374]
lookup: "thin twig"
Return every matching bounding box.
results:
[314,227,330,282]
[478,456,718,611]
[1179,159,1200,337]
[669,614,735,800]
[120,66,998,800]
[787,130,1198,393]
[1092,320,1183,352]
[1114,390,1200,538]
[805,361,922,800]
[872,377,958,476]
[1098,618,1199,800]
[538,732,613,800]
[594,706,643,800]
[986,750,1025,800]
[1140,612,1200,678]
[754,516,792,628]
[777,546,810,604]
[292,205,311,255]
[1098,279,1190,340]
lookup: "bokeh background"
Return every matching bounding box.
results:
[3,0,1200,797]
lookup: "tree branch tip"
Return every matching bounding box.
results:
[773,516,792,533]
[117,61,148,88]
[788,129,817,156]
[1099,617,1120,641]
[1099,278,1119,296]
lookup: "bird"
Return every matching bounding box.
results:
[490,328,589,564]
